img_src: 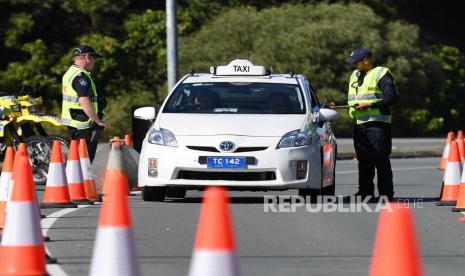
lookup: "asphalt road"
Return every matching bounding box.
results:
[34,157,465,276]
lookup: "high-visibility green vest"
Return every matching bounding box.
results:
[61,65,99,129]
[347,66,393,125]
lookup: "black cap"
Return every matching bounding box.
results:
[344,48,372,64]
[73,45,101,58]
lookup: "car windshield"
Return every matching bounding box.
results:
[163,82,306,114]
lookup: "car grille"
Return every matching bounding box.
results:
[176,170,276,181]
[234,147,267,152]
[187,146,268,152]
[186,146,219,152]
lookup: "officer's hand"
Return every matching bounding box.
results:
[328,101,336,108]
[95,120,108,129]
[355,103,371,110]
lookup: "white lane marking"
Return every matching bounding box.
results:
[337,166,438,175]
[42,205,91,276]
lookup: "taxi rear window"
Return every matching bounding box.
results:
[163,82,306,114]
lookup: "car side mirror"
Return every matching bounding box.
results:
[132,106,159,153]
[134,106,158,120]
[319,108,339,122]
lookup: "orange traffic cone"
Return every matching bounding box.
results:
[0,147,14,229]
[452,186,465,212]
[438,141,462,206]
[102,142,128,198]
[452,155,465,212]
[17,147,56,260]
[369,204,423,276]
[124,134,133,147]
[0,152,47,275]
[66,140,92,205]
[89,145,139,276]
[458,138,465,164]
[440,131,454,170]
[18,143,27,154]
[188,187,239,276]
[79,139,101,202]
[41,141,77,208]
[457,130,464,141]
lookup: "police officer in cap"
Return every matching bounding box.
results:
[344,48,397,201]
[62,45,108,162]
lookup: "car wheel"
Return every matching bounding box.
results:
[26,136,52,185]
[142,186,166,202]
[166,188,186,199]
[322,167,336,195]
[298,188,320,203]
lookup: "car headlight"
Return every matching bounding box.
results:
[277,129,311,148]
[148,128,178,147]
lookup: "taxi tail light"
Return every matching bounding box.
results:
[296,160,308,180]
[148,158,158,177]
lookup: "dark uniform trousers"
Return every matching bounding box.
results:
[353,121,393,197]
[68,124,103,163]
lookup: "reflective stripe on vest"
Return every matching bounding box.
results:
[356,114,391,124]
[60,118,93,129]
[347,66,393,125]
[61,65,98,129]
[347,93,383,101]
[63,95,98,103]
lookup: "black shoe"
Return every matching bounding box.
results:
[378,195,395,202]
[343,193,376,203]
[354,193,375,202]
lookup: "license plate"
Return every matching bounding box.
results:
[207,157,246,169]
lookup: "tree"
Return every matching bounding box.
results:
[180,3,449,136]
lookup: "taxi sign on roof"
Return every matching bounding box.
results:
[211,59,269,76]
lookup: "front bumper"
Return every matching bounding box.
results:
[138,137,322,190]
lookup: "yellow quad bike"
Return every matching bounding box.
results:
[12,85,70,185]
[0,95,24,154]
[0,92,56,185]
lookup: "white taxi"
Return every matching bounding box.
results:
[134,59,338,201]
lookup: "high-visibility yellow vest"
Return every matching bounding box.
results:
[61,65,99,129]
[347,66,393,125]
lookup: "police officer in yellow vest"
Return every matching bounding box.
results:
[62,45,108,162]
[344,48,397,201]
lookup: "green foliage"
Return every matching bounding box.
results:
[180,3,452,136]
[4,12,34,48]
[0,39,56,93]
[430,45,465,132]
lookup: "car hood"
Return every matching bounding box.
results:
[158,114,307,136]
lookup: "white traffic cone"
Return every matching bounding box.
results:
[0,151,47,275]
[41,141,77,208]
[89,144,140,276]
[188,186,239,276]
[79,139,101,202]
[0,147,14,229]
[438,141,462,206]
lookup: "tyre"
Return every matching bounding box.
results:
[298,188,320,203]
[26,136,52,185]
[321,171,335,195]
[165,188,186,199]
[49,135,70,161]
[142,186,166,201]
